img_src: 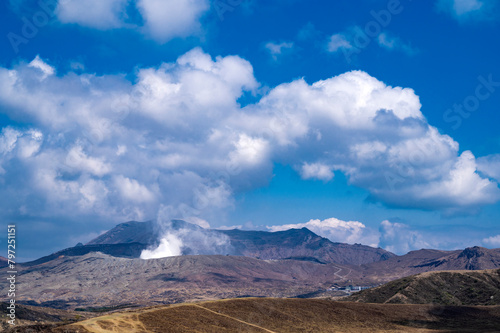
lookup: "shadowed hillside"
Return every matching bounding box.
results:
[359,246,500,283]
[22,243,147,267]
[347,268,500,305]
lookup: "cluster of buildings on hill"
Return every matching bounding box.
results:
[328,285,375,293]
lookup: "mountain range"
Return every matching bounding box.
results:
[3,220,500,310]
[85,220,395,265]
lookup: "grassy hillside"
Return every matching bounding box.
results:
[52,298,500,333]
[5,297,500,332]
[347,268,500,305]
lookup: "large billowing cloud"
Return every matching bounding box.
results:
[0,49,499,229]
[0,49,258,223]
[54,0,210,41]
[242,70,499,214]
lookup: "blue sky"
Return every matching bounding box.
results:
[1,0,500,260]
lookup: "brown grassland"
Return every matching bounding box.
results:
[33,298,500,333]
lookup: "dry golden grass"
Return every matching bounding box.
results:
[51,297,500,333]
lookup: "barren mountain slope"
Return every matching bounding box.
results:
[2,253,358,309]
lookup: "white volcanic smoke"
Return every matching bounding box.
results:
[140,233,183,259]
[140,205,234,259]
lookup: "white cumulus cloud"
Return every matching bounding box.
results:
[378,220,430,254]
[136,0,209,42]
[114,175,156,203]
[55,0,210,42]
[0,49,498,230]
[300,162,334,182]
[268,218,494,255]
[483,234,500,248]
[28,55,55,79]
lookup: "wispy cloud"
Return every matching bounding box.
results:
[326,27,417,59]
[297,22,322,41]
[377,32,418,55]
[327,33,352,53]
[265,41,294,60]
[437,0,496,22]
